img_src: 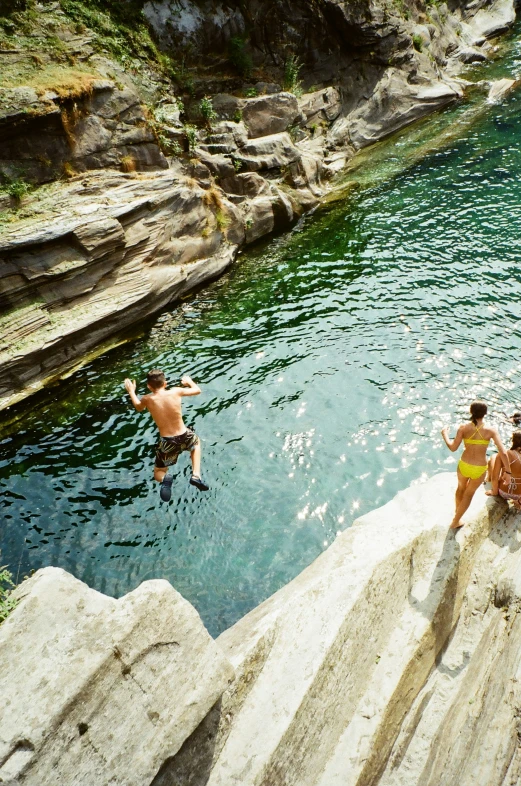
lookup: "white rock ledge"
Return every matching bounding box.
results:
[3,472,521,786]
[155,471,518,786]
[0,569,234,786]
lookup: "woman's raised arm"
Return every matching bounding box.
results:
[441,425,464,452]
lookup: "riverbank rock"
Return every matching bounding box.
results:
[487,77,520,102]
[0,567,234,786]
[335,70,464,149]
[467,0,516,39]
[0,170,242,410]
[154,472,520,786]
[0,81,167,185]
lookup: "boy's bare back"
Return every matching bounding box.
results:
[142,387,186,437]
[124,374,202,437]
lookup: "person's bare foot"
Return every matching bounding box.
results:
[485,489,499,497]
[450,520,464,529]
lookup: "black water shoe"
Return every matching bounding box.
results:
[190,475,209,491]
[160,472,174,502]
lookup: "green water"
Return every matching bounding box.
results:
[2,31,521,636]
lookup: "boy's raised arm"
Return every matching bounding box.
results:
[179,375,201,396]
[124,378,147,412]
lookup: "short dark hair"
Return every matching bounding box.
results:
[147,369,166,389]
[470,400,487,425]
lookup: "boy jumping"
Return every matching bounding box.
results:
[124,369,209,502]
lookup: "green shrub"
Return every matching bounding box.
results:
[184,124,198,152]
[283,54,302,96]
[2,178,30,202]
[199,95,217,126]
[229,36,252,78]
[412,33,423,52]
[0,565,18,623]
[245,87,257,98]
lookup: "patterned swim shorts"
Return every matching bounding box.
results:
[155,429,200,468]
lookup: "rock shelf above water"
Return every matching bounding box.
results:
[3,472,521,785]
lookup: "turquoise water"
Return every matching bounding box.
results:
[2,31,521,636]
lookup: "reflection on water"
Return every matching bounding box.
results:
[2,33,521,636]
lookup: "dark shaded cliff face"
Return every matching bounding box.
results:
[142,0,412,81]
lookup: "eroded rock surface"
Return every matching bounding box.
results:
[0,81,167,184]
[3,474,521,786]
[0,566,234,786]
[1,570,234,784]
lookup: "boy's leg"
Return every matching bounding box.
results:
[189,439,209,491]
[154,466,168,483]
[190,442,202,478]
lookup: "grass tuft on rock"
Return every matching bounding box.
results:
[0,564,17,624]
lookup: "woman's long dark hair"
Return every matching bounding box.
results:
[470,401,487,425]
[512,431,521,451]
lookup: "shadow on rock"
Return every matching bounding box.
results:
[151,699,222,786]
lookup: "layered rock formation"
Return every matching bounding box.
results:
[4,473,521,785]
[0,0,517,410]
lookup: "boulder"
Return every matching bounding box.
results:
[211,121,249,147]
[241,92,302,138]
[338,69,463,149]
[220,172,271,198]
[457,46,488,62]
[299,87,342,127]
[243,196,275,243]
[193,148,236,179]
[487,77,520,102]
[235,132,301,171]
[285,152,324,194]
[0,567,234,786]
[466,0,516,39]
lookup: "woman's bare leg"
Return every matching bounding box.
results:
[451,472,485,528]
[454,470,468,513]
[486,454,496,483]
[485,454,502,496]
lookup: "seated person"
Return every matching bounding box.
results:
[487,431,521,510]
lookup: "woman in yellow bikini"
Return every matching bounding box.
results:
[441,401,510,529]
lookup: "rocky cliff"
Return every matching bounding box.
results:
[3,473,521,785]
[0,0,517,410]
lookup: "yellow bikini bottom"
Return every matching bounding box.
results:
[458,459,487,480]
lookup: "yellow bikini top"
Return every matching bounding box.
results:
[463,426,490,446]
